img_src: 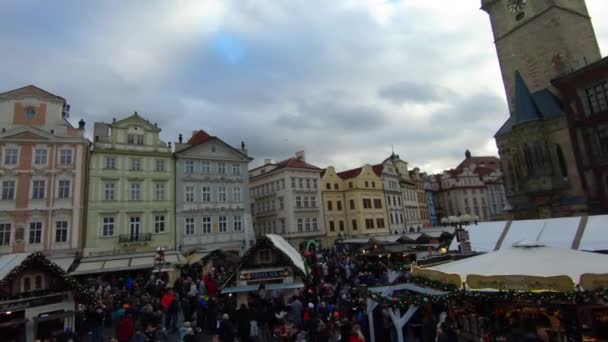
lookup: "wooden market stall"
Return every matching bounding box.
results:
[220,234,309,307]
[413,241,608,341]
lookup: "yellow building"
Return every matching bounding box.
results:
[321,164,389,244]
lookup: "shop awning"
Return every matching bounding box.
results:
[48,256,76,272]
[449,221,507,252]
[71,251,184,275]
[221,282,305,294]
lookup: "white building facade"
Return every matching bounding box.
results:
[249,151,326,249]
[174,130,252,256]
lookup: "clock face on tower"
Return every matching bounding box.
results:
[507,0,527,13]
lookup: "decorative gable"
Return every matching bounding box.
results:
[0,85,65,103]
[178,137,250,161]
[111,112,161,132]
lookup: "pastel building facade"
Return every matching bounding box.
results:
[378,156,406,233]
[321,164,390,243]
[174,130,252,256]
[0,86,88,265]
[82,113,175,258]
[249,151,326,249]
[432,151,506,222]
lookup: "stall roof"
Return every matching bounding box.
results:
[71,251,185,275]
[337,238,370,244]
[48,256,76,272]
[449,221,507,252]
[266,234,307,275]
[536,217,581,249]
[432,241,608,283]
[371,235,402,243]
[579,215,608,251]
[421,231,444,238]
[0,253,31,280]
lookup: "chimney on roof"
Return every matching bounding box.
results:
[264,159,272,165]
[465,150,472,159]
[295,150,305,161]
[94,122,110,139]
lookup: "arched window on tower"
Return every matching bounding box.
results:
[556,145,568,179]
[533,142,545,167]
[508,160,517,192]
[523,144,535,176]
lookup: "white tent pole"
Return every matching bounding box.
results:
[388,305,419,342]
[367,298,379,342]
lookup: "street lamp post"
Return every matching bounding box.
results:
[155,246,166,273]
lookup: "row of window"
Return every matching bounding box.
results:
[389,212,405,225]
[327,218,386,232]
[183,215,242,236]
[104,157,167,172]
[387,195,402,207]
[254,197,285,214]
[1,179,71,201]
[103,182,169,201]
[3,147,73,167]
[184,160,242,176]
[101,215,166,237]
[295,196,317,209]
[291,177,319,191]
[0,221,69,246]
[324,180,377,190]
[257,219,286,235]
[252,179,287,197]
[184,185,242,203]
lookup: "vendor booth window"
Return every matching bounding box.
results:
[257,249,272,264]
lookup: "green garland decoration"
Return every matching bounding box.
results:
[0,252,96,303]
[360,285,608,309]
[408,276,459,292]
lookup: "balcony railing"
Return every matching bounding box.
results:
[119,233,152,243]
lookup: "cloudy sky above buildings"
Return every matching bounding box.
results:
[1,1,607,173]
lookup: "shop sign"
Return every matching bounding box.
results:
[240,268,290,281]
[0,294,64,313]
[580,273,608,291]
[411,266,462,288]
[466,275,574,292]
[456,230,472,254]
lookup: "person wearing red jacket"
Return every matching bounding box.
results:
[161,289,178,331]
[116,314,134,342]
[204,275,218,298]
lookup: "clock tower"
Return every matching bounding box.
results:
[481,0,601,113]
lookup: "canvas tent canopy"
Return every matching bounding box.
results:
[449,215,608,253]
[421,241,608,291]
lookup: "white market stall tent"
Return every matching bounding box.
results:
[449,215,608,253]
[430,241,608,291]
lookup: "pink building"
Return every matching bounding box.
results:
[0,86,88,269]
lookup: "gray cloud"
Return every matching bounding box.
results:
[0,0,606,174]
[379,81,455,104]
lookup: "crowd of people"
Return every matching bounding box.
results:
[68,247,455,342]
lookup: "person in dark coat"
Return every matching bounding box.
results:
[218,313,236,342]
[234,304,252,342]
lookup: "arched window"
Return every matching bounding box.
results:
[35,275,43,290]
[409,227,415,233]
[556,145,568,178]
[23,277,31,292]
[508,160,517,192]
[523,144,534,175]
[533,142,545,167]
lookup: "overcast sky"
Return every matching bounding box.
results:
[1,1,606,173]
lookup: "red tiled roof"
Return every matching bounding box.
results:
[372,164,384,176]
[275,157,322,170]
[474,166,494,178]
[187,130,214,145]
[457,156,500,171]
[337,165,382,180]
